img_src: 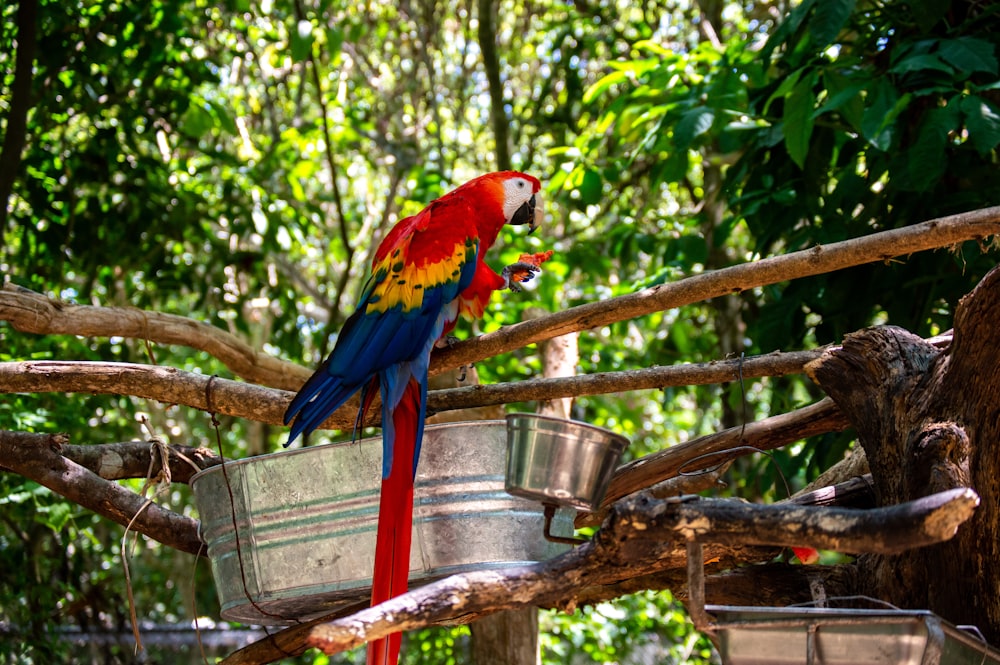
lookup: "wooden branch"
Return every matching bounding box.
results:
[787,474,876,510]
[218,607,365,665]
[0,431,204,555]
[302,488,978,656]
[0,360,308,427]
[58,441,222,483]
[432,205,1000,372]
[4,207,995,404]
[0,348,834,433]
[571,562,859,610]
[576,397,851,527]
[430,348,824,413]
[0,283,310,391]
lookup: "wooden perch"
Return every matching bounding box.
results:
[1,204,996,408]
[0,348,833,433]
[300,488,977,657]
[58,440,221,483]
[0,283,310,391]
[433,205,1000,371]
[0,430,204,555]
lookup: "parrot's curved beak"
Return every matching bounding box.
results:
[510,194,543,234]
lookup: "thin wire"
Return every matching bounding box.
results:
[788,595,902,610]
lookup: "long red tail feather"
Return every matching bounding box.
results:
[366,379,420,665]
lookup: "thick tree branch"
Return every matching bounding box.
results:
[302,488,978,656]
[0,284,310,391]
[0,360,303,428]
[4,208,994,403]
[804,264,1000,640]
[576,396,851,527]
[59,440,221,483]
[0,346,839,433]
[0,431,203,555]
[431,348,824,412]
[432,205,1000,372]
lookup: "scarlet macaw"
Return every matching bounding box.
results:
[284,171,543,664]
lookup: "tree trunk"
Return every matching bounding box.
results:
[469,607,539,665]
[805,264,1000,641]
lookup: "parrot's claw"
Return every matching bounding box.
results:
[434,334,460,349]
[502,261,541,292]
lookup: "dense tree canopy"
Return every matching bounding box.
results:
[1,0,999,662]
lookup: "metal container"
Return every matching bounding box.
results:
[504,413,629,511]
[191,421,573,625]
[707,605,1000,665]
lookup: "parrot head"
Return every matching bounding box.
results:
[453,171,543,244]
[500,174,543,234]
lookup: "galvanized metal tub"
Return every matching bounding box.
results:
[191,420,573,625]
[505,413,629,511]
[708,605,1000,665]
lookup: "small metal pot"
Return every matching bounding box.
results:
[191,421,573,625]
[504,413,629,512]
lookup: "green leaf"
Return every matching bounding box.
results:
[208,100,237,135]
[583,70,629,104]
[762,0,817,61]
[784,74,817,169]
[861,80,911,150]
[763,68,804,115]
[907,100,961,191]
[577,168,603,206]
[808,0,855,46]
[326,26,344,60]
[889,53,955,75]
[961,95,1000,154]
[290,19,315,62]
[814,74,865,128]
[673,107,714,149]
[910,0,951,31]
[180,101,213,139]
[651,148,689,186]
[937,38,999,76]
[35,501,72,533]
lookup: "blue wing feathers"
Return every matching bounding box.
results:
[284,212,480,445]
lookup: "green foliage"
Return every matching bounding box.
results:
[3,0,1000,662]
[542,592,716,664]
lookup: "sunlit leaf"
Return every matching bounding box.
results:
[961,95,1000,154]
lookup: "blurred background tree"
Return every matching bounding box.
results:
[1,0,998,662]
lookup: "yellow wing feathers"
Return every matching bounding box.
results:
[365,236,478,315]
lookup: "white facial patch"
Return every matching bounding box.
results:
[502,177,535,222]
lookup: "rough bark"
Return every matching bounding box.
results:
[805,263,1000,641]
[302,489,976,657]
[0,431,204,555]
[577,396,850,527]
[469,608,538,665]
